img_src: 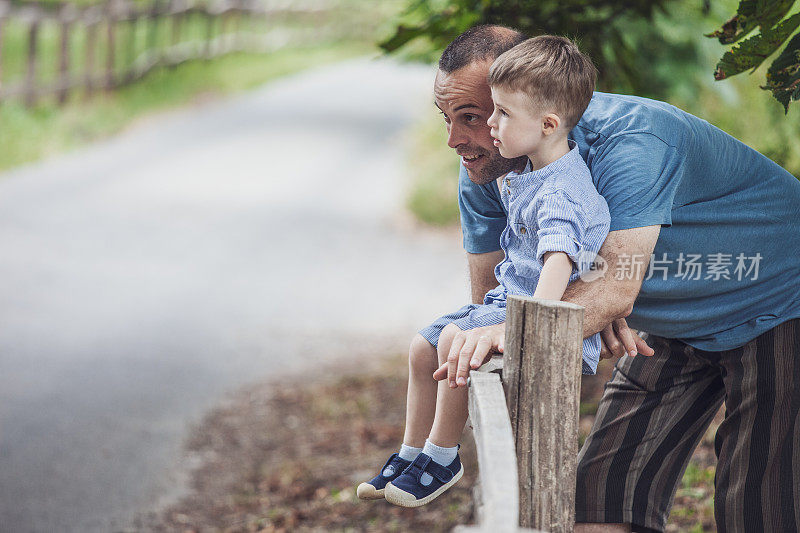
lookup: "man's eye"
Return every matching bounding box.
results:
[440,111,451,123]
[464,114,479,123]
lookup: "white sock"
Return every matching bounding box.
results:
[398,443,423,462]
[423,439,458,467]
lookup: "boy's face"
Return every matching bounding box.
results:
[487,85,549,160]
[433,61,525,185]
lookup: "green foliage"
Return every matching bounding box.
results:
[763,30,800,109]
[707,0,800,112]
[405,111,460,226]
[378,0,677,95]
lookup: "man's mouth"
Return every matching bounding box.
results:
[460,153,484,168]
[461,154,483,169]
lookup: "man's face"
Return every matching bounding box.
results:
[433,60,526,185]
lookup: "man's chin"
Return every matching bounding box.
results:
[466,168,496,185]
[465,154,525,185]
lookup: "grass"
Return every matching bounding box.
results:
[0,42,371,172]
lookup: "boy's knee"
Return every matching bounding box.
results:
[437,324,462,362]
[409,334,437,373]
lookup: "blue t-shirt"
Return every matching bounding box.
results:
[458,91,800,351]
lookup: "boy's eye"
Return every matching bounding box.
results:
[500,109,508,117]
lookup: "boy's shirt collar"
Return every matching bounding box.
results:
[506,139,580,189]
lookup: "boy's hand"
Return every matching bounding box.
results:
[432,323,505,388]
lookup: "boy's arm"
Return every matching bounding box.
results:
[532,251,573,301]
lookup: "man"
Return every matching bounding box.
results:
[433,25,800,532]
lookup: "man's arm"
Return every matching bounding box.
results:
[564,225,661,337]
[467,250,504,304]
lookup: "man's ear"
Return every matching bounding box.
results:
[542,113,561,136]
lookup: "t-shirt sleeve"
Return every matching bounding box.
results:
[534,190,586,265]
[457,162,507,253]
[591,133,685,232]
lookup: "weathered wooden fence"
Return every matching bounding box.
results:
[458,295,585,533]
[0,0,350,106]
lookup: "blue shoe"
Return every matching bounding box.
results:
[356,453,412,500]
[384,452,464,507]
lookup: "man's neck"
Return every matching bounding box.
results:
[527,137,571,172]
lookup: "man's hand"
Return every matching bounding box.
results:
[432,323,505,387]
[599,318,655,359]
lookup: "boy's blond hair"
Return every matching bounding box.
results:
[488,35,597,131]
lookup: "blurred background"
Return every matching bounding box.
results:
[0,0,797,531]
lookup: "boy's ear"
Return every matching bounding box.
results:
[542,113,561,135]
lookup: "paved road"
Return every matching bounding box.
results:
[0,58,469,532]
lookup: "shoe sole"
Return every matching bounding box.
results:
[356,482,385,500]
[383,464,464,508]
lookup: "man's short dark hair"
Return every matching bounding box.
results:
[439,24,527,73]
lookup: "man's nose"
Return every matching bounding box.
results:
[447,123,467,149]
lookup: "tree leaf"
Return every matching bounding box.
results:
[712,11,800,79]
[705,0,795,44]
[761,31,800,112]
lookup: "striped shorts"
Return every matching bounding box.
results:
[575,317,800,532]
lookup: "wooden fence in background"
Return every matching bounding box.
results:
[0,0,341,106]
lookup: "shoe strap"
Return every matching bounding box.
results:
[407,453,454,483]
[381,453,401,472]
[381,452,410,473]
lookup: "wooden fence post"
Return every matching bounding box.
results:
[105,0,117,90]
[169,0,181,68]
[123,2,138,84]
[84,5,100,98]
[0,0,9,102]
[503,295,584,533]
[57,3,78,105]
[23,6,39,107]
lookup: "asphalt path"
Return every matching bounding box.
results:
[0,58,470,532]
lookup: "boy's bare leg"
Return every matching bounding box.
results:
[402,334,440,448]
[427,324,469,448]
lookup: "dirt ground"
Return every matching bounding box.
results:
[141,354,718,532]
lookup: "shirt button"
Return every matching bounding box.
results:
[520,227,527,234]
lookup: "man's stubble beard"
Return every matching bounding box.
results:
[468,151,528,185]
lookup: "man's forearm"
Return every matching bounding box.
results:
[562,277,633,339]
[562,226,660,338]
[467,250,504,304]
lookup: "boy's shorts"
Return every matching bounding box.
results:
[418,300,506,348]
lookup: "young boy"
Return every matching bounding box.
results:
[357,35,610,508]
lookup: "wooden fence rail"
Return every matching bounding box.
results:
[0,0,342,106]
[460,295,584,533]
